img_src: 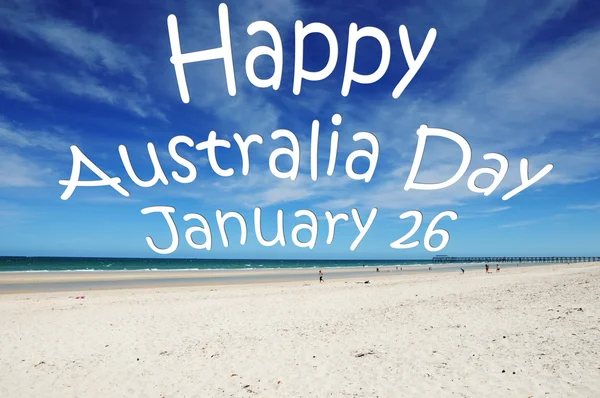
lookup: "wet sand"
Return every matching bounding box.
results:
[1,262,533,293]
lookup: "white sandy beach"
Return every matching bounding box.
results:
[1,262,599,397]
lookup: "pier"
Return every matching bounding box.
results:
[431,256,600,264]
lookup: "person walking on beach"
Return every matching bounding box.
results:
[461,268,465,274]
[485,264,489,273]
[319,270,324,283]
[496,264,500,272]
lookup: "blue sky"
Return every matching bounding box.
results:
[1,0,599,259]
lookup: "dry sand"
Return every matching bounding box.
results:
[1,262,599,397]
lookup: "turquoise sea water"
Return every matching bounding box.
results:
[0,257,442,272]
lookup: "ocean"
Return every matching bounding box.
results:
[0,257,440,273]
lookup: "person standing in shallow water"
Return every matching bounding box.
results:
[319,270,324,283]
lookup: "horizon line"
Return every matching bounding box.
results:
[0,255,598,261]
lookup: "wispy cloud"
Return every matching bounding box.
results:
[142,0,600,216]
[0,0,168,120]
[0,119,77,190]
[316,198,359,210]
[361,28,600,159]
[458,206,512,219]
[69,195,144,204]
[0,80,38,103]
[567,203,600,211]
[499,219,538,229]
[481,206,511,213]
[30,71,168,121]
[0,61,38,103]
[285,7,600,211]
[164,0,305,133]
[525,147,600,186]
[0,119,74,152]
[0,150,53,187]
[498,212,569,229]
[170,168,355,209]
[2,2,598,212]
[0,0,148,83]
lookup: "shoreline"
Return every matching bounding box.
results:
[0,264,439,294]
[0,263,442,274]
[1,261,596,294]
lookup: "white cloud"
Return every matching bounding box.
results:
[456,206,511,219]
[0,119,74,152]
[316,198,358,210]
[0,0,148,83]
[69,195,144,204]
[0,62,38,103]
[499,220,537,229]
[480,206,511,213]
[170,167,355,209]
[165,2,599,219]
[2,0,598,219]
[361,25,600,157]
[120,13,600,212]
[32,72,167,121]
[164,0,305,134]
[0,0,167,119]
[0,150,52,187]
[525,147,600,186]
[567,203,600,211]
[141,122,598,214]
[0,80,38,103]
[284,7,600,211]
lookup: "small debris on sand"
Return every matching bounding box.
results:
[354,350,375,358]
